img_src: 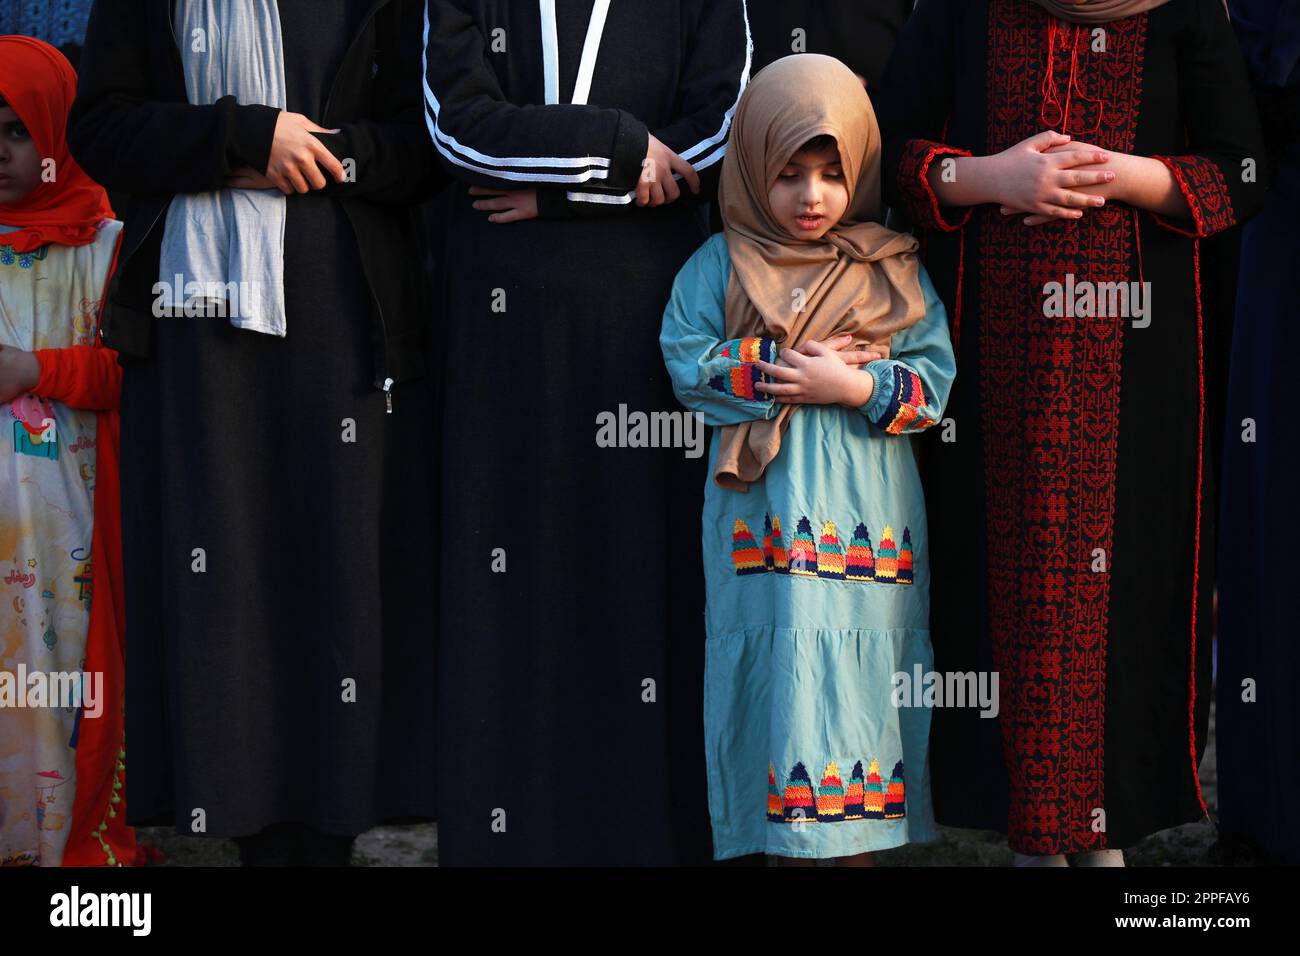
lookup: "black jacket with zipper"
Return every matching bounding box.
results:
[67,0,440,391]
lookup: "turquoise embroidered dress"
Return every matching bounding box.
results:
[661,233,956,860]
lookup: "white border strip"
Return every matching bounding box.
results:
[571,0,611,106]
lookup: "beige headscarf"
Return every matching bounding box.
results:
[1028,0,1173,24]
[714,54,927,492]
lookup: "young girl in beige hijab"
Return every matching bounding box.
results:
[660,54,956,864]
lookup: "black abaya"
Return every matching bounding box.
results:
[424,0,750,865]
[118,0,437,839]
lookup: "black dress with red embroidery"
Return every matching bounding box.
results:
[878,0,1268,854]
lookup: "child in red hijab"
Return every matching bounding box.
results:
[0,35,138,867]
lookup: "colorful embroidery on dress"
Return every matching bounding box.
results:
[708,336,779,401]
[788,517,818,577]
[876,525,899,583]
[770,514,789,573]
[816,522,846,580]
[847,523,876,581]
[731,518,767,576]
[767,763,783,822]
[816,762,846,821]
[897,528,915,585]
[863,759,886,818]
[782,762,816,822]
[735,514,914,586]
[874,366,936,435]
[769,758,906,824]
[884,761,906,819]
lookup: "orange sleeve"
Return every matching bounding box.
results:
[33,344,121,412]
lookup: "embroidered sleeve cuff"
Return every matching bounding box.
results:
[864,362,937,435]
[707,336,780,404]
[1151,155,1237,238]
[897,139,974,232]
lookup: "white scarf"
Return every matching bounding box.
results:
[159,0,287,336]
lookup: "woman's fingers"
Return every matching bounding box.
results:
[307,140,345,184]
[472,196,511,211]
[650,176,667,207]
[1027,130,1072,151]
[489,207,530,224]
[1062,168,1115,187]
[668,151,701,195]
[277,167,306,194]
[1050,189,1104,209]
[636,165,652,206]
[659,170,681,204]
[468,186,507,197]
[1051,147,1109,167]
[299,152,328,191]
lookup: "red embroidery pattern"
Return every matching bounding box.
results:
[979,0,1148,855]
[1152,155,1236,238]
[897,138,974,233]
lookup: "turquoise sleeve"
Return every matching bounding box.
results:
[860,266,956,434]
[660,237,782,427]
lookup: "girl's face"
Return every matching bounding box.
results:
[0,104,42,207]
[767,141,849,241]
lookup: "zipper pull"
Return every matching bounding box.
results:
[383,377,394,415]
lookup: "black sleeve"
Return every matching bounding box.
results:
[538,0,751,220]
[1150,0,1272,237]
[878,0,974,232]
[1228,0,1300,160]
[67,0,280,195]
[314,0,442,204]
[822,0,915,90]
[422,0,649,191]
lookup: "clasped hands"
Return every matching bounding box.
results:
[226,112,346,194]
[992,129,1121,227]
[753,334,884,409]
[470,133,701,224]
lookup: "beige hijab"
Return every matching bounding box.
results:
[1028,0,1173,24]
[714,54,926,492]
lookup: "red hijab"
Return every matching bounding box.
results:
[0,36,113,252]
